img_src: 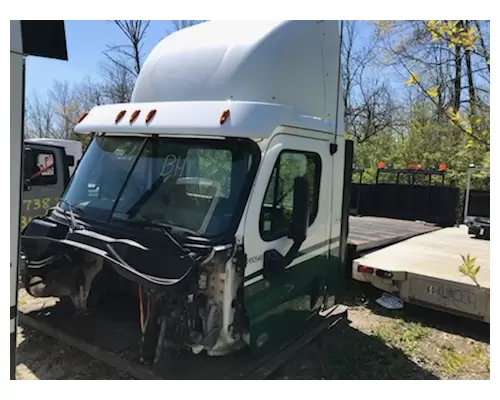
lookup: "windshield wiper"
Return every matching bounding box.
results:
[120,219,194,254]
[58,199,85,233]
[121,218,196,235]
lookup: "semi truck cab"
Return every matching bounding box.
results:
[21,20,350,363]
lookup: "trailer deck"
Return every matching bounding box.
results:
[352,226,490,322]
[348,216,441,255]
[17,289,347,380]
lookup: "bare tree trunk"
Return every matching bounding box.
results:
[473,20,490,73]
[453,21,463,113]
[465,49,476,116]
[341,21,355,114]
[104,20,151,78]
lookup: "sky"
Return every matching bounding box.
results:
[25,20,175,98]
[25,20,378,102]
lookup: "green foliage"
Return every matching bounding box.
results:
[352,131,399,183]
[351,100,489,189]
[441,347,467,373]
[471,346,490,372]
[426,20,479,51]
[458,253,481,288]
[372,320,430,355]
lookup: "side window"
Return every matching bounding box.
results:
[260,151,321,241]
[27,150,58,186]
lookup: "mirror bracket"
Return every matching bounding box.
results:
[23,178,31,192]
[262,239,304,279]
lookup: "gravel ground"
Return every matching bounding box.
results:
[15,283,489,380]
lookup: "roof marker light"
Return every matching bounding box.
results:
[77,111,89,124]
[130,110,141,123]
[145,109,157,124]
[220,109,230,125]
[115,110,126,123]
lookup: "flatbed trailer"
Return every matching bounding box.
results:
[348,216,441,256]
[352,226,490,322]
[17,289,347,380]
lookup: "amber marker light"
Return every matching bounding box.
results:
[145,109,157,124]
[130,110,141,123]
[115,110,126,123]
[220,109,230,125]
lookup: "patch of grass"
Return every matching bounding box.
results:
[441,348,467,373]
[400,322,430,350]
[372,321,430,355]
[372,325,396,343]
[470,346,490,372]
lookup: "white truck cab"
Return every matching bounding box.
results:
[21,20,351,363]
[25,138,83,176]
[21,139,83,231]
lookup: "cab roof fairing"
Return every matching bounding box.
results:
[75,20,345,139]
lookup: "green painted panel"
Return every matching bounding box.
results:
[244,252,343,355]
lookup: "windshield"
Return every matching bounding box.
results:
[60,135,259,237]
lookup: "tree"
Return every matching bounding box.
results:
[100,60,135,103]
[104,20,151,78]
[25,93,57,138]
[342,21,399,144]
[375,20,490,150]
[50,81,80,139]
[75,77,106,110]
[99,20,152,104]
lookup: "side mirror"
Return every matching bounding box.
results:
[288,176,310,242]
[66,154,75,167]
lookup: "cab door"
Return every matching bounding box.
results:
[21,144,68,231]
[242,129,335,352]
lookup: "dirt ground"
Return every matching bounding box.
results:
[15,283,490,380]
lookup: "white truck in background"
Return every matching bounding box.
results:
[25,138,83,175]
[22,138,83,231]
